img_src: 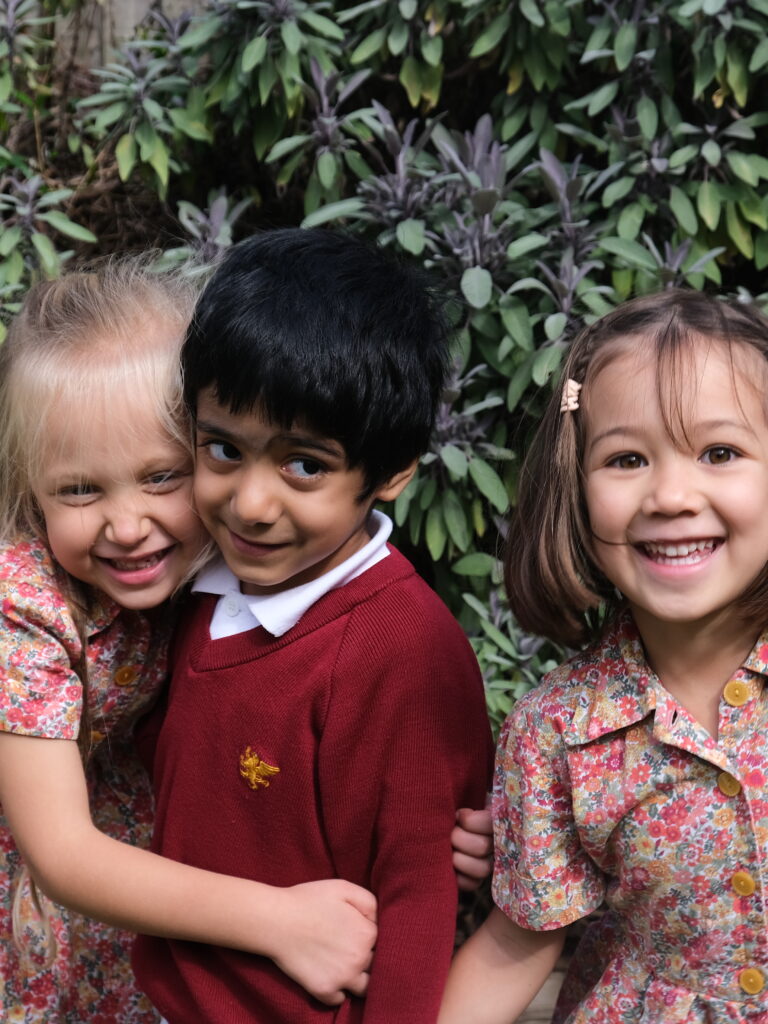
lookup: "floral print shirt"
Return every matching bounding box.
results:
[493,612,768,1023]
[0,537,170,1023]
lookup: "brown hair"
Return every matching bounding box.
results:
[505,288,768,647]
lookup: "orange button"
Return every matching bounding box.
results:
[739,967,765,994]
[724,680,749,707]
[732,871,756,896]
[114,666,138,686]
[718,772,742,796]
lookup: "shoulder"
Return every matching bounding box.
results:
[0,535,73,629]
[504,638,607,739]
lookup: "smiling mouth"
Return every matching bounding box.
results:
[639,539,718,565]
[104,547,172,570]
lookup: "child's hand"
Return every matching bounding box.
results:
[452,807,493,891]
[270,879,377,1006]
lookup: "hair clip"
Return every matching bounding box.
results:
[560,378,582,413]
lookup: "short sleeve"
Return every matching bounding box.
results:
[492,699,606,930]
[0,576,83,740]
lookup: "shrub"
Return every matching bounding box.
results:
[5,0,768,723]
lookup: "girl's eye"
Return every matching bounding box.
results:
[201,440,241,463]
[608,453,646,470]
[702,445,737,465]
[146,470,187,491]
[284,457,325,480]
[57,482,97,500]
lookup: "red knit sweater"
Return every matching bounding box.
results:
[132,547,492,1023]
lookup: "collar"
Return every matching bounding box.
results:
[192,509,393,638]
[563,612,768,749]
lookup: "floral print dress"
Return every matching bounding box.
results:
[493,612,768,1023]
[0,537,170,1023]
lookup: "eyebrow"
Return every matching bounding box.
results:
[195,419,344,459]
[588,418,755,451]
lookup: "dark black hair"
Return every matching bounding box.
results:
[182,228,450,493]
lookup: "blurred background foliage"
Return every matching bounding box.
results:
[4,0,768,728]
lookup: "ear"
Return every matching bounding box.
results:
[373,460,419,503]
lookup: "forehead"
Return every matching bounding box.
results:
[41,391,186,475]
[196,388,347,455]
[584,335,768,435]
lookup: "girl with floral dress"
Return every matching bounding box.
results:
[439,289,768,1024]
[0,259,379,1023]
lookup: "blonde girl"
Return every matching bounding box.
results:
[440,289,768,1023]
[0,258,377,1023]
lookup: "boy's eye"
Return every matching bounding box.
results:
[608,453,646,470]
[201,440,241,463]
[284,457,325,480]
[702,445,738,465]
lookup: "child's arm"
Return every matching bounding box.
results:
[438,908,566,1024]
[0,731,375,1006]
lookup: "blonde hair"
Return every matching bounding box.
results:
[0,255,203,963]
[505,289,768,647]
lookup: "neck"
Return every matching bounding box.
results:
[632,608,761,737]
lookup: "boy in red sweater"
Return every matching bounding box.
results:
[133,229,493,1023]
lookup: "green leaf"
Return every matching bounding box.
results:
[300,197,365,227]
[266,134,310,162]
[461,266,493,309]
[469,11,511,57]
[669,185,697,234]
[0,225,22,257]
[168,108,212,143]
[439,444,468,478]
[31,232,59,276]
[443,490,470,551]
[614,22,637,71]
[388,20,409,55]
[749,36,768,72]
[726,202,753,258]
[519,0,545,28]
[316,150,338,190]
[500,299,533,350]
[587,80,619,117]
[599,236,658,271]
[669,144,699,169]
[350,27,387,65]
[396,218,425,255]
[506,232,548,260]
[421,34,443,67]
[617,201,645,240]
[701,139,721,167]
[114,132,137,181]
[755,230,768,270]
[399,55,423,106]
[602,175,635,207]
[399,0,417,17]
[468,457,509,514]
[280,20,303,56]
[301,10,345,40]
[38,210,97,243]
[726,151,761,187]
[636,95,658,140]
[241,35,268,73]
[697,180,721,231]
[452,552,495,577]
[532,343,563,386]
[544,312,566,341]
[425,502,447,560]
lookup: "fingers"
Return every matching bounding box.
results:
[451,823,492,860]
[345,970,371,999]
[455,806,493,836]
[345,883,378,923]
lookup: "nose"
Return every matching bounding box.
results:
[230,467,281,526]
[103,500,153,547]
[641,456,706,518]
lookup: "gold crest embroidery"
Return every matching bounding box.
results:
[239,747,280,790]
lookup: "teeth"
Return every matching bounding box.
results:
[643,539,715,564]
[110,552,164,571]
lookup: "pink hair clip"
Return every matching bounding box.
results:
[560,378,581,413]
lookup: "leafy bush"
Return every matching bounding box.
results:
[5,0,768,723]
